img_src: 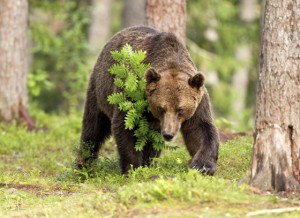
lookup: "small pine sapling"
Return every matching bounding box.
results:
[107,44,165,151]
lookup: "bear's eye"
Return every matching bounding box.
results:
[177,109,184,117]
[157,106,165,114]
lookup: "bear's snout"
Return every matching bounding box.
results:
[162,131,175,141]
[161,113,180,141]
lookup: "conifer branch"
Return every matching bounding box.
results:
[107,44,165,151]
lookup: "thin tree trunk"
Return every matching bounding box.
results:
[122,0,146,28]
[239,0,256,22]
[88,0,113,54]
[232,0,256,114]
[146,0,186,44]
[232,46,251,113]
[248,0,300,191]
[0,0,35,130]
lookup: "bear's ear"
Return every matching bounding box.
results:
[145,67,160,85]
[188,73,205,90]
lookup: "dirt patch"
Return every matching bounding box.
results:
[0,183,76,197]
[122,205,212,218]
[219,131,251,143]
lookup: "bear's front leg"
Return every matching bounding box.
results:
[112,110,143,174]
[181,96,219,175]
[76,77,112,169]
[181,120,219,175]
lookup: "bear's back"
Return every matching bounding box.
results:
[97,25,195,74]
[94,26,197,119]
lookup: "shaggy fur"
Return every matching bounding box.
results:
[76,26,219,175]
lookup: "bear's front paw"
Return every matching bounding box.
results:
[75,156,98,170]
[189,159,216,176]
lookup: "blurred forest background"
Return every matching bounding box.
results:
[28,0,261,131]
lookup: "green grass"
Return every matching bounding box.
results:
[0,111,299,217]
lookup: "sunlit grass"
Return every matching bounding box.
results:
[0,112,299,217]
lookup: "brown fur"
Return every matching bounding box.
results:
[76,26,219,175]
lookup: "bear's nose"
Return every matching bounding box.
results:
[162,132,174,141]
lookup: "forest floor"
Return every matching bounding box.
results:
[0,111,299,218]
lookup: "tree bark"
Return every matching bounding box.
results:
[88,0,113,54]
[122,0,146,28]
[146,0,186,44]
[0,0,35,130]
[248,0,300,191]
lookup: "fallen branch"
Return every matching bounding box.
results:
[246,207,300,217]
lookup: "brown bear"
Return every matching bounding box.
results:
[76,26,219,175]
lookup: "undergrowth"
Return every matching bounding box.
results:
[0,111,299,217]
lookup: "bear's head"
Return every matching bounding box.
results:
[145,66,205,141]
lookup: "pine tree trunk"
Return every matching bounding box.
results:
[249,0,300,191]
[146,0,186,44]
[0,0,35,130]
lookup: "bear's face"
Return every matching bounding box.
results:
[145,68,204,141]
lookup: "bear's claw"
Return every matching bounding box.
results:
[190,160,216,176]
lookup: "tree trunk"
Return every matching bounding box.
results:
[239,0,256,22]
[0,0,35,130]
[248,0,300,192]
[232,46,251,113]
[122,0,146,28]
[88,0,113,54]
[232,0,256,114]
[146,0,186,44]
